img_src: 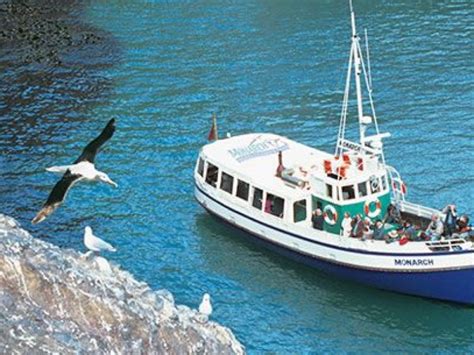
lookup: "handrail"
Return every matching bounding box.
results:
[425,238,472,252]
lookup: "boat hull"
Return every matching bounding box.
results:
[196,185,474,305]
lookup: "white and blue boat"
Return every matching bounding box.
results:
[194,2,474,305]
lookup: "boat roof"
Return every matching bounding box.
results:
[201,133,332,198]
[201,133,389,200]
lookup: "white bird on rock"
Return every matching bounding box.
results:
[199,293,212,318]
[32,119,117,224]
[84,226,116,254]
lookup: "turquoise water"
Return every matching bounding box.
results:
[1,0,473,353]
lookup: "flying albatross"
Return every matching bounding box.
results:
[32,118,118,224]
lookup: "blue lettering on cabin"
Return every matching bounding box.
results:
[394,259,434,266]
[229,139,289,163]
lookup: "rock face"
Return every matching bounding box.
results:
[0,215,244,354]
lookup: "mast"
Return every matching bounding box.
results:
[350,0,365,143]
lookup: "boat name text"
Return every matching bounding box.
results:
[228,138,289,163]
[394,259,434,266]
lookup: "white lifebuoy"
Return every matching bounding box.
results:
[323,205,338,225]
[364,199,382,218]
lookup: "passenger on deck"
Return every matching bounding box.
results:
[264,198,273,213]
[402,220,417,241]
[351,214,364,239]
[372,220,385,240]
[385,203,401,225]
[425,213,444,241]
[311,209,324,231]
[341,212,352,237]
[275,151,285,178]
[442,204,458,236]
[452,215,472,240]
[362,217,373,240]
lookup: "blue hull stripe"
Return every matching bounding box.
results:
[200,201,474,305]
[195,182,474,258]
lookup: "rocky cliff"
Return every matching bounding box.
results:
[0,214,244,354]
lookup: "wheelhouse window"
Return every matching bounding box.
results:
[326,184,333,199]
[265,193,285,218]
[381,175,387,191]
[220,172,234,194]
[197,158,205,177]
[370,176,381,194]
[358,181,368,197]
[236,180,250,201]
[205,163,219,187]
[293,200,307,223]
[252,187,263,210]
[342,185,356,200]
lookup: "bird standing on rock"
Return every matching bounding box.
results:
[83,226,116,254]
[199,293,213,318]
[32,119,117,224]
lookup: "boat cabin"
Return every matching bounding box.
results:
[196,133,392,235]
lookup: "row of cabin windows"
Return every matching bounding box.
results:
[198,158,286,219]
[325,175,387,201]
[197,157,385,222]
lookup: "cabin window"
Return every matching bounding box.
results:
[252,188,263,210]
[358,181,368,197]
[370,176,381,194]
[342,185,356,200]
[236,180,250,201]
[205,163,219,187]
[265,193,285,218]
[197,158,205,177]
[293,200,307,223]
[326,184,333,199]
[381,175,387,191]
[220,172,234,194]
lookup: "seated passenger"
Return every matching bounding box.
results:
[264,198,273,213]
[362,217,373,240]
[351,214,364,239]
[384,204,401,225]
[372,220,385,240]
[442,204,458,236]
[452,215,472,240]
[311,209,324,230]
[425,213,444,241]
[402,220,417,240]
[385,229,399,243]
[341,212,352,237]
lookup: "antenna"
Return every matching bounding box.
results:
[365,28,373,92]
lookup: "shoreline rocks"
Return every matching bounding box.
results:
[0,214,244,354]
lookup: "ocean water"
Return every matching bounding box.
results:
[0,0,473,353]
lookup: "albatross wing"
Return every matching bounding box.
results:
[74,118,116,164]
[32,172,83,224]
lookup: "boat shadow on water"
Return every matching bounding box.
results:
[195,212,473,349]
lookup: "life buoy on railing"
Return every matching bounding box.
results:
[323,205,338,225]
[364,199,382,218]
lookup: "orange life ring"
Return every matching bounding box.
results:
[323,205,338,225]
[364,199,382,218]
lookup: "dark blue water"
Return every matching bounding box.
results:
[1,0,473,353]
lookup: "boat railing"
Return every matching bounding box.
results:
[398,200,444,220]
[425,238,472,252]
[385,165,406,202]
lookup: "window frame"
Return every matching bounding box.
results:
[293,199,307,223]
[219,171,234,194]
[236,179,250,201]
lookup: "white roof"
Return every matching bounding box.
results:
[201,133,333,198]
[201,133,388,200]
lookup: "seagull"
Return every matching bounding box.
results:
[32,118,117,224]
[199,293,212,318]
[83,226,116,253]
